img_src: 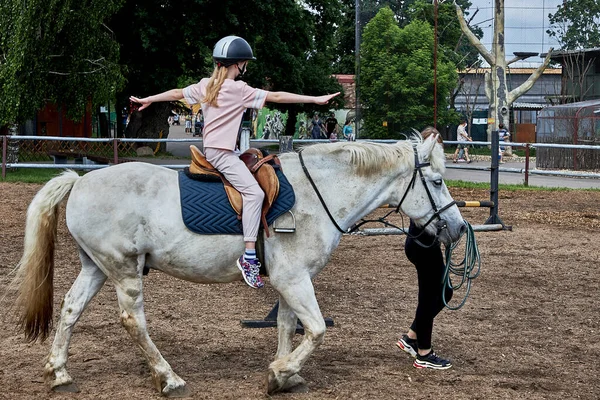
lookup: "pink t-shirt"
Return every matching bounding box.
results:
[183,78,268,150]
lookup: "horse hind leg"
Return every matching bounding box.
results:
[46,247,107,392]
[113,256,189,398]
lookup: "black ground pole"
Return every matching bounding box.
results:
[240,301,335,335]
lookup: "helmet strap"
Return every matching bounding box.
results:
[236,62,247,78]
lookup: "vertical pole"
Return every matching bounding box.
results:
[113,138,119,164]
[485,129,505,227]
[433,0,438,129]
[355,0,360,139]
[279,136,293,153]
[524,143,530,187]
[2,135,7,179]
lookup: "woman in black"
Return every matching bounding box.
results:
[396,127,453,370]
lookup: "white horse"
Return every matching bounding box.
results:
[12,134,464,397]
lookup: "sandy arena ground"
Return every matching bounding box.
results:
[1,182,599,399]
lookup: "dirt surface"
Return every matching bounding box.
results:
[1,182,599,400]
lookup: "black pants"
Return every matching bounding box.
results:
[405,222,453,350]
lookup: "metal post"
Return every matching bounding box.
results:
[524,143,530,187]
[433,0,438,129]
[2,135,7,179]
[355,0,360,139]
[485,129,505,227]
[113,138,119,164]
[239,127,250,153]
[279,136,293,153]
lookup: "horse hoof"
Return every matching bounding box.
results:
[282,374,308,393]
[52,382,80,393]
[162,383,191,398]
[267,369,282,395]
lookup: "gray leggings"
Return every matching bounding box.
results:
[205,148,264,242]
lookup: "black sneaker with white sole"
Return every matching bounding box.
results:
[413,350,452,370]
[396,335,418,357]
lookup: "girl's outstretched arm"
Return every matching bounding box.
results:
[130,89,184,111]
[266,91,340,105]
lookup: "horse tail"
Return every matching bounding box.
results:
[13,170,80,342]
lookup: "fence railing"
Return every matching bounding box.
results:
[3,135,600,184]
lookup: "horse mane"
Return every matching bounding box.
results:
[301,136,445,177]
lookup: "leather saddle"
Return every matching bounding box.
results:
[188,145,280,237]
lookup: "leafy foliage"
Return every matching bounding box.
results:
[547,0,600,50]
[111,0,343,137]
[360,7,457,138]
[406,0,482,69]
[0,0,125,125]
[332,0,481,74]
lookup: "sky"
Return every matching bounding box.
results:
[465,0,563,66]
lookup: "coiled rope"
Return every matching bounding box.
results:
[442,220,481,310]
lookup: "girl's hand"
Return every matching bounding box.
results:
[314,92,340,105]
[129,96,152,111]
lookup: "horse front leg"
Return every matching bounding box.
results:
[274,297,308,393]
[114,274,190,398]
[46,249,107,392]
[268,275,326,394]
[275,296,297,360]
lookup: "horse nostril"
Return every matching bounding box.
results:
[459,223,467,236]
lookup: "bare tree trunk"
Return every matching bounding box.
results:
[456,1,553,143]
[125,102,171,153]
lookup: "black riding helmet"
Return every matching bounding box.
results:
[212,36,256,68]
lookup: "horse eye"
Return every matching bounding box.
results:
[433,179,443,187]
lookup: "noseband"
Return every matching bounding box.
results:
[394,146,456,242]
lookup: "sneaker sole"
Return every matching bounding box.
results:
[396,340,417,358]
[413,360,453,370]
[236,259,264,289]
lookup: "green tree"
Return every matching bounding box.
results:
[333,0,480,74]
[547,0,600,50]
[112,0,343,138]
[360,7,457,138]
[0,0,125,126]
[407,0,482,69]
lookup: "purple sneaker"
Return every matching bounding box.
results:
[236,256,264,289]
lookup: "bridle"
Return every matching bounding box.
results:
[393,145,457,243]
[298,144,456,242]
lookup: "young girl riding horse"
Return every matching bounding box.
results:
[130,36,339,288]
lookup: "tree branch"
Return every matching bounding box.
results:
[454,3,494,65]
[507,48,554,105]
[48,66,105,76]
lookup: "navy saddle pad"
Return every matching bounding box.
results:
[179,168,295,235]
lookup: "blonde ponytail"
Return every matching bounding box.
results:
[203,66,228,107]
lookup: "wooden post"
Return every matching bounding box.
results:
[524,143,530,187]
[2,135,7,179]
[279,136,293,153]
[113,138,119,164]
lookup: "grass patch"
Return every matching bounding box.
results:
[446,179,600,191]
[445,145,535,157]
[0,168,82,184]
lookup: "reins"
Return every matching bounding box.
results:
[298,149,348,234]
[442,220,481,310]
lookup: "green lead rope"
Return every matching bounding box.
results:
[442,220,481,310]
